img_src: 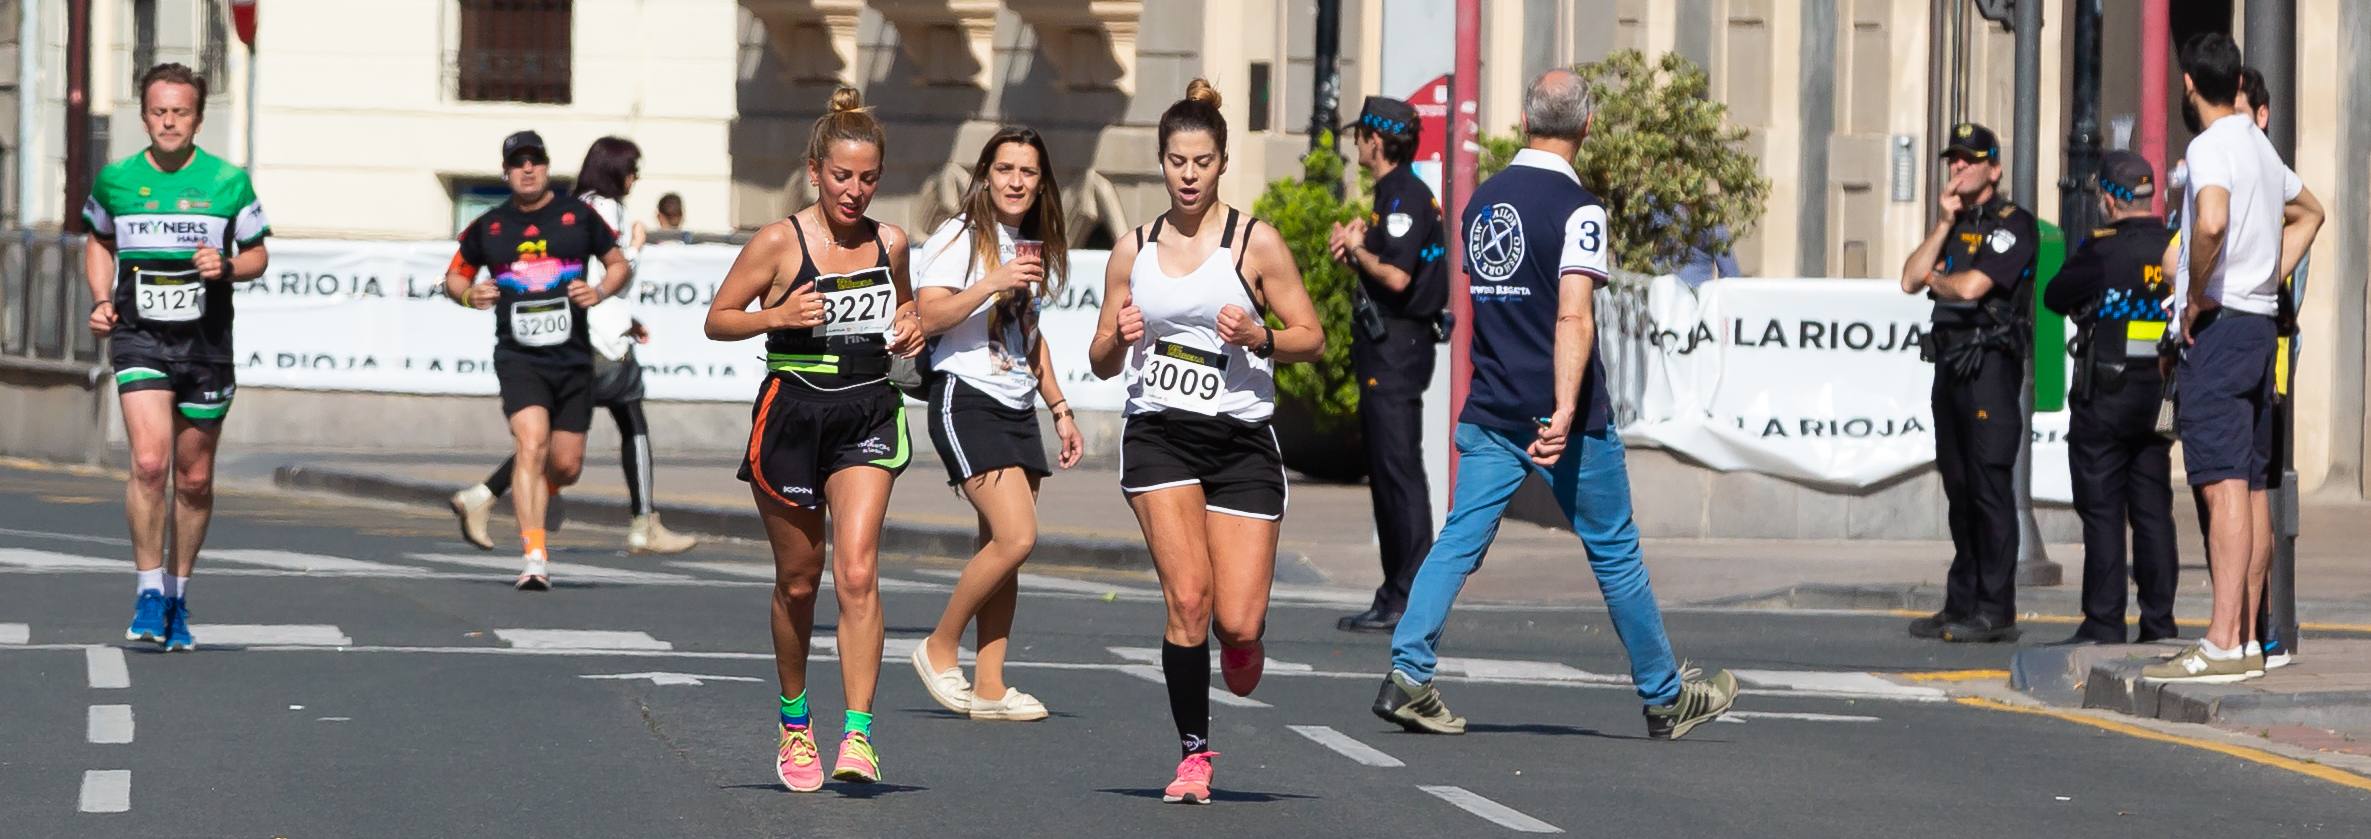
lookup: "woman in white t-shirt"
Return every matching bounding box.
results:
[905,127,1085,722]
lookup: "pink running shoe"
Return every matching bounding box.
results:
[833,732,881,783]
[1220,642,1263,697]
[1163,751,1220,804]
[775,724,824,792]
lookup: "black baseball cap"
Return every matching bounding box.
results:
[2095,150,2156,199]
[1940,122,1999,162]
[501,130,548,165]
[1343,96,1420,140]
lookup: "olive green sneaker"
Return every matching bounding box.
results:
[1645,665,1739,740]
[1373,670,1467,734]
[2139,643,2256,683]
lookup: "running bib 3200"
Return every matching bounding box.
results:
[134,268,206,322]
[1142,338,1230,415]
[510,298,573,347]
[820,269,895,337]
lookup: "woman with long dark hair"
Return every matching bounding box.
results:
[704,88,924,791]
[1088,79,1325,804]
[905,127,1085,723]
[450,136,698,556]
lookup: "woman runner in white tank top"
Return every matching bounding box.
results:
[1087,78,1326,806]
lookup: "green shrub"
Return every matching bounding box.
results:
[1251,134,1367,431]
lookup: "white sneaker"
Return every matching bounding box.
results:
[2267,651,2294,670]
[969,687,1049,722]
[515,555,551,591]
[628,513,698,555]
[909,642,971,715]
[450,485,496,550]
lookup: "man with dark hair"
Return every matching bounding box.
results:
[1329,96,1447,632]
[83,63,270,651]
[2043,151,2179,646]
[1897,121,2039,644]
[2143,34,2323,683]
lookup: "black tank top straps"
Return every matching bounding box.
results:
[1137,207,1268,318]
[764,214,895,393]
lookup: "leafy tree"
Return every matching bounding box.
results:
[1477,50,1767,274]
[1251,133,1366,431]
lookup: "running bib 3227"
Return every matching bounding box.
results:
[510,298,573,347]
[134,268,206,322]
[1141,337,1231,416]
[819,270,896,338]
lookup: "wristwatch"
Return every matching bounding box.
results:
[1253,326,1275,359]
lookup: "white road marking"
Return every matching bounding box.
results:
[0,622,26,644]
[1106,645,1314,672]
[87,705,134,744]
[410,553,694,583]
[194,625,354,647]
[1119,664,1270,708]
[661,561,942,591]
[1418,785,1563,833]
[86,646,129,689]
[916,569,1163,600]
[493,629,672,651]
[1438,657,1625,684]
[580,672,765,686]
[79,770,131,813]
[1732,669,1947,701]
[1716,711,1883,724]
[0,548,125,570]
[1286,724,1403,767]
[208,549,427,576]
[0,526,130,546]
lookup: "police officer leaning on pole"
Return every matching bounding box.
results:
[2041,151,2180,646]
[1329,95,1449,633]
[1897,122,2039,644]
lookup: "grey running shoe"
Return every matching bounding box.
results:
[1373,670,1467,734]
[1645,665,1739,740]
[2139,643,2255,683]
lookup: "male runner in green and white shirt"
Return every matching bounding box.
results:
[83,63,272,652]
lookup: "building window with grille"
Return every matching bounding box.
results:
[457,0,574,105]
[1248,62,1272,132]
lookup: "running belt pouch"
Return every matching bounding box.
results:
[888,354,926,400]
[2154,370,2179,440]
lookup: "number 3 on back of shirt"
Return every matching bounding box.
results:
[819,269,895,338]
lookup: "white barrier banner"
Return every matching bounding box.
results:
[229,239,1129,410]
[1611,275,2072,502]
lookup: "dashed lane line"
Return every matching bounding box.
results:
[78,770,131,813]
[85,646,129,689]
[87,705,134,744]
[1107,645,1315,672]
[410,553,696,583]
[493,629,673,651]
[0,622,26,644]
[1716,711,1882,724]
[193,625,355,647]
[206,549,429,576]
[1286,725,1404,767]
[1417,785,1563,834]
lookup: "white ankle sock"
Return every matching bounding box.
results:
[2200,639,2242,660]
[137,568,165,595]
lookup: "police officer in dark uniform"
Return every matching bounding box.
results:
[1898,122,2039,643]
[1330,95,1448,632]
[2041,151,2180,645]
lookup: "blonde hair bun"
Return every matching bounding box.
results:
[828,86,866,114]
[1184,78,1222,109]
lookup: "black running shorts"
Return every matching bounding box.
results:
[739,376,910,509]
[496,358,595,433]
[1119,411,1288,520]
[111,350,235,429]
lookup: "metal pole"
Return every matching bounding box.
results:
[244,44,257,168]
[1309,0,1342,154]
[2009,0,2060,586]
[16,0,41,227]
[2245,0,2300,656]
[2138,0,2169,216]
[1445,0,1480,483]
[1928,0,1949,231]
[2059,0,2102,237]
[62,0,90,234]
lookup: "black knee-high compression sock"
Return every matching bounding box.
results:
[1161,640,1212,755]
[484,456,516,497]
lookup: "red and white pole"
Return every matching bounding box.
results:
[2138,0,2168,215]
[1443,0,1481,486]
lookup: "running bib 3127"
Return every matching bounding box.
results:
[134,268,206,322]
[820,270,896,338]
[1142,337,1231,416]
[510,298,573,347]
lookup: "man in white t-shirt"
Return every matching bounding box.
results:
[2143,34,2323,684]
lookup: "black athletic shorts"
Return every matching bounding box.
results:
[111,350,235,428]
[2176,309,2277,488]
[1120,410,1288,520]
[738,375,910,509]
[926,375,1050,485]
[496,358,595,433]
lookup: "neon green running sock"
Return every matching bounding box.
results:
[780,692,809,727]
[843,709,874,739]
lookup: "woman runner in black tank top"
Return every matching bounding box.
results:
[703,86,922,792]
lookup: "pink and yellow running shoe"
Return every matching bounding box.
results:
[1162,751,1220,805]
[833,732,881,784]
[775,724,824,792]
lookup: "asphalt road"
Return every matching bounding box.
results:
[3,463,2367,838]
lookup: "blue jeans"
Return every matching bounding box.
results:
[1389,423,1682,706]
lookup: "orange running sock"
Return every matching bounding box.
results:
[522,528,547,556]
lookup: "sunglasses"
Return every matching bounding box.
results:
[505,153,549,170]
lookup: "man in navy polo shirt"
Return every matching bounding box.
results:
[1371,69,1738,741]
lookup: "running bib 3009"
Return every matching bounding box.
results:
[819,269,895,337]
[510,298,574,347]
[1142,337,1231,416]
[134,268,206,322]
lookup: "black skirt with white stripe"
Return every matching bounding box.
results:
[925,374,1051,486]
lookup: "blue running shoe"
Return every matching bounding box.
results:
[126,590,168,643]
[163,597,195,652]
